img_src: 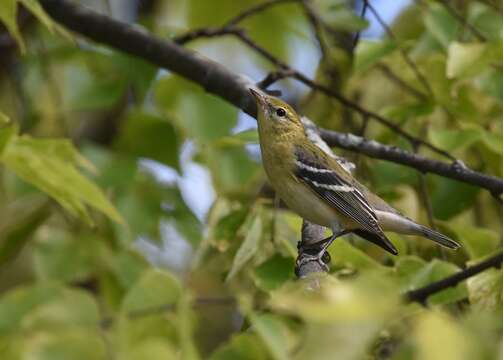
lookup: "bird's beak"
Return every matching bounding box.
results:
[249,88,266,108]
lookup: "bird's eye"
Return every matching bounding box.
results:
[276,108,286,117]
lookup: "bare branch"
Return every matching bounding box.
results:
[352,0,369,49]
[225,0,299,27]
[318,129,503,197]
[300,0,329,58]
[441,1,487,42]
[38,0,503,198]
[406,251,503,304]
[173,2,454,160]
[367,1,434,98]
[377,63,428,101]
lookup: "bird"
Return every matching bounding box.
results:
[249,88,459,269]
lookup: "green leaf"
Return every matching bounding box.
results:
[482,132,503,156]
[414,312,477,360]
[447,42,487,79]
[253,255,294,292]
[115,110,180,169]
[424,3,459,49]
[20,288,100,331]
[154,76,237,142]
[476,69,503,104]
[269,272,400,323]
[226,210,264,281]
[314,1,368,32]
[19,0,56,33]
[428,127,482,152]
[0,112,10,126]
[121,269,181,312]
[205,145,260,195]
[467,267,503,311]
[328,238,390,272]
[0,0,25,53]
[0,284,100,335]
[23,330,107,360]
[122,340,177,360]
[453,225,499,260]
[431,177,479,220]
[0,196,50,265]
[0,128,123,225]
[178,292,200,360]
[209,333,269,360]
[354,40,396,73]
[33,232,107,283]
[248,313,290,360]
[0,283,60,334]
[395,255,428,291]
[405,259,467,305]
[215,129,259,147]
[69,76,128,111]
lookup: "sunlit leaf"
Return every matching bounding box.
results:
[226,209,264,281]
[253,255,294,292]
[122,340,177,360]
[447,42,487,79]
[404,259,467,305]
[0,196,50,266]
[431,177,479,220]
[414,312,478,360]
[424,3,459,48]
[0,126,123,225]
[248,313,291,360]
[428,127,482,152]
[121,269,181,312]
[215,129,259,147]
[0,0,25,52]
[209,333,269,360]
[115,110,180,170]
[467,266,503,311]
[453,225,499,260]
[354,40,396,73]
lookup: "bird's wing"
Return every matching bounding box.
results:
[293,146,386,237]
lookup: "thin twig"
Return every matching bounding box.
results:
[377,63,428,101]
[352,0,368,49]
[477,0,503,16]
[300,0,328,58]
[100,296,235,329]
[173,2,454,160]
[367,0,434,98]
[38,0,503,198]
[406,251,503,304]
[225,0,299,27]
[441,0,487,42]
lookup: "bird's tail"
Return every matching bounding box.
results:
[414,224,460,249]
[375,211,460,250]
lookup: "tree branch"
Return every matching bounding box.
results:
[367,0,434,98]
[37,0,503,301]
[38,0,503,199]
[318,129,503,197]
[172,2,454,160]
[406,251,503,304]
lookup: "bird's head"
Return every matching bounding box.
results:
[249,88,304,135]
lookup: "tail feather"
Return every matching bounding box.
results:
[416,225,460,249]
[352,229,398,255]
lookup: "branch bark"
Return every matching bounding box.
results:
[406,251,503,304]
[38,0,503,201]
[37,0,503,301]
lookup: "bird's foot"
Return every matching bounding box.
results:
[296,243,331,274]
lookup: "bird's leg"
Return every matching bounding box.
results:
[296,230,349,273]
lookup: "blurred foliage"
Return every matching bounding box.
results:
[0,0,503,359]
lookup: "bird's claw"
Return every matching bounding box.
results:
[296,243,331,273]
